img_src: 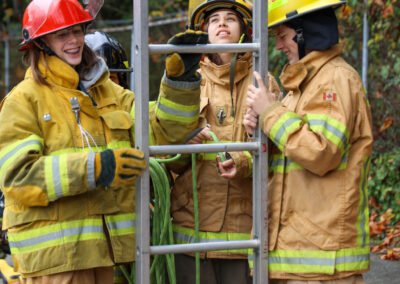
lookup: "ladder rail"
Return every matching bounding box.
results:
[251,1,269,283]
[133,1,151,284]
[149,42,258,54]
[133,1,269,283]
[149,142,259,155]
[151,240,260,255]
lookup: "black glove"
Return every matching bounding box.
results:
[166,29,208,82]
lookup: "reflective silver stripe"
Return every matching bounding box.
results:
[269,256,335,266]
[273,117,301,145]
[270,158,284,168]
[9,225,103,249]
[309,119,347,147]
[52,156,63,199]
[157,101,199,118]
[87,152,96,190]
[0,140,42,169]
[336,254,369,264]
[107,219,136,231]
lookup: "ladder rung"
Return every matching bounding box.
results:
[150,240,260,255]
[149,43,259,54]
[149,142,259,155]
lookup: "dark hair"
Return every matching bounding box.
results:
[203,9,251,65]
[22,41,98,86]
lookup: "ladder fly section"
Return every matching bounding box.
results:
[133,0,269,283]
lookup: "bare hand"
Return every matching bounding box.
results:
[188,127,212,144]
[243,107,258,135]
[216,155,237,179]
[247,71,276,115]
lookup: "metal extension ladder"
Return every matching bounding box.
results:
[133,0,269,283]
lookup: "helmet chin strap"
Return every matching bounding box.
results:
[36,39,56,56]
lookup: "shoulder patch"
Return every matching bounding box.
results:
[323,92,336,101]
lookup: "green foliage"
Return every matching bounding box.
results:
[368,147,400,225]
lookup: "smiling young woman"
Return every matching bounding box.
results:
[0,0,204,283]
[168,1,281,284]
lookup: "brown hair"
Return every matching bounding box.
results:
[203,9,251,65]
[22,40,98,86]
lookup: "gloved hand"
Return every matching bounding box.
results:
[166,29,208,82]
[95,148,146,188]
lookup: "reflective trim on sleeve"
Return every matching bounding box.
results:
[172,224,250,254]
[8,218,105,254]
[269,113,302,151]
[0,135,44,180]
[87,152,97,190]
[156,96,199,123]
[269,151,348,173]
[105,213,136,237]
[45,154,70,201]
[303,114,349,153]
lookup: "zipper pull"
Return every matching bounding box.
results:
[71,97,81,125]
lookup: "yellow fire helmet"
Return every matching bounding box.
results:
[189,0,253,30]
[268,0,346,28]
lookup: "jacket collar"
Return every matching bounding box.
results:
[200,53,252,85]
[26,53,109,90]
[279,43,343,92]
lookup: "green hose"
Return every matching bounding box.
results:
[122,130,224,284]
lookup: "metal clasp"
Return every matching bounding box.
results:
[71,97,81,124]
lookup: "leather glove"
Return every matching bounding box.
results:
[166,29,208,82]
[95,148,146,187]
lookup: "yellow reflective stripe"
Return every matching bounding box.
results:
[45,154,70,201]
[156,97,199,123]
[270,151,348,173]
[107,141,131,149]
[245,150,252,177]
[270,112,302,151]
[50,141,131,156]
[268,0,289,12]
[269,153,285,173]
[105,213,136,237]
[8,218,105,254]
[248,247,370,274]
[304,114,349,153]
[335,247,370,272]
[0,135,44,179]
[172,224,250,254]
[356,156,371,247]
[59,154,69,197]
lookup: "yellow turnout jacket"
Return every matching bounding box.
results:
[0,54,200,277]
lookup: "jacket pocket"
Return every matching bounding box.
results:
[3,202,58,230]
[288,211,340,251]
[100,110,133,143]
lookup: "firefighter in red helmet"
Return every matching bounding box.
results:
[0,0,205,282]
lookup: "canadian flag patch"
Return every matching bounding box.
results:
[323,92,336,101]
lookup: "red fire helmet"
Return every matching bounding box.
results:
[19,0,93,50]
